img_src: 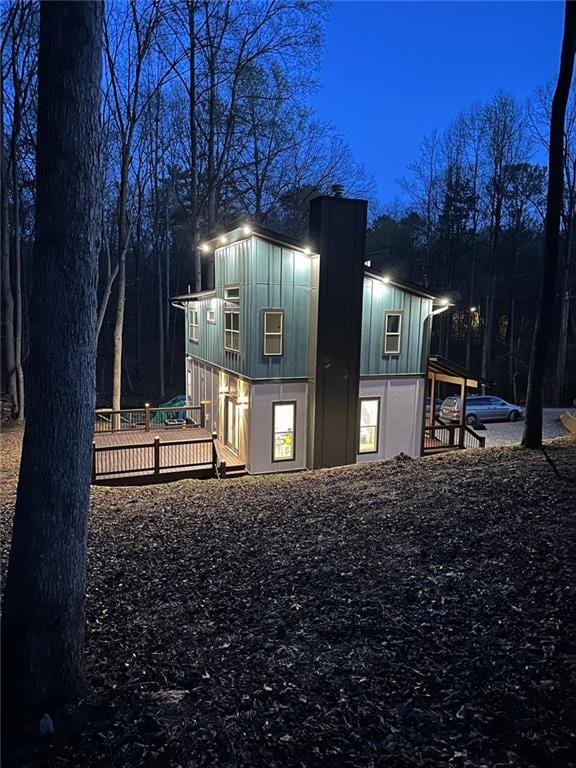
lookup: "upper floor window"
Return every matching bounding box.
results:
[189,306,199,343]
[224,284,240,302]
[263,310,284,356]
[207,307,216,324]
[384,311,402,355]
[224,310,240,352]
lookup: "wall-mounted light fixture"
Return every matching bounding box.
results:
[219,235,228,245]
[382,275,391,284]
[199,242,210,253]
[242,225,252,236]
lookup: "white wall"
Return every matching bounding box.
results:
[247,381,308,474]
[186,357,219,432]
[357,377,425,462]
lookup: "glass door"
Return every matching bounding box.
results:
[225,397,238,453]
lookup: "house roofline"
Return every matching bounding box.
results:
[201,221,315,255]
[364,268,442,301]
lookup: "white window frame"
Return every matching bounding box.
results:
[224,284,240,302]
[263,309,284,356]
[358,397,380,454]
[206,307,216,324]
[272,401,296,462]
[224,309,240,352]
[189,306,199,343]
[384,311,402,355]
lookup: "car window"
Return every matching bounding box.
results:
[472,397,489,406]
[442,398,458,407]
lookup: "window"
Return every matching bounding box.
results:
[384,311,402,354]
[358,398,379,454]
[273,402,296,461]
[207,307,216,324]
[224,310,240,352]
[224,284,240,301]
[189,306,199,342]
[263,310,284,356]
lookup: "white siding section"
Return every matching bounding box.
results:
[248,381,308,474]
[186,357,219,432]
[356,377,425,462]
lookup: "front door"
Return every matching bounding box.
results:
[225,397,238,453]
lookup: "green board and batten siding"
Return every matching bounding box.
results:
[185,235,432,381]
[360,278,433,377]
[185,236,311,379]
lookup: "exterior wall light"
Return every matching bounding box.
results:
[440,297,450,306]
[382,275,391,284]
[242,225,251,236]
[470,306,477,312]
[303,246,312,255]
[199,242,209,253]
[219,235,228,245]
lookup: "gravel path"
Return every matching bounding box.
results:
[475,408,570,448]
[2,426,576,768]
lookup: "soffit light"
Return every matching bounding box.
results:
[219,235,228,245]
[242,225,252,236]
[382,275,391,284]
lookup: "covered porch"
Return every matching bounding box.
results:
[422,356,488,455]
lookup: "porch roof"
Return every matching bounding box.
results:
[428,355,493,389]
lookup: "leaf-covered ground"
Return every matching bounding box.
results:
[1,425,576,768]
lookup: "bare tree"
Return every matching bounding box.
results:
[1,0,102,719]
[522,0,576,448]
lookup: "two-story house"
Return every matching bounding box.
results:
[173,196,451,475]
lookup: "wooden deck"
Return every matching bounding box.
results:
[93,424,245,484]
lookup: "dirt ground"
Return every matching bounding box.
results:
[1,425,576,768]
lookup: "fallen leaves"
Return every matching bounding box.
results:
[1,427,576,767]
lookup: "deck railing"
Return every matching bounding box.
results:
[92,431,217,481]
[95,403,205,433]
[423,421,485,452]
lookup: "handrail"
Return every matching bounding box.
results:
[95,403,205,433]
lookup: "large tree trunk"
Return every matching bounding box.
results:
[522,1,576,448]
[1,0,102,722]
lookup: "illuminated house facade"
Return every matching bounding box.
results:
[174,197,442,475]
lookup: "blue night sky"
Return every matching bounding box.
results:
[311,1,566,205]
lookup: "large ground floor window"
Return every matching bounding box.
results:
[358,397,380,454]
[272,401,296,461]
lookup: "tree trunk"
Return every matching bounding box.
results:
[0,56,18,415]
[189,0,201,291]
[554,228,573,404]
[12,162,25,421]
[1,0,102,722]
[523,1,576,447]
[112,156,129,412]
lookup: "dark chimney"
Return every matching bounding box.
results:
[307,196,367,469]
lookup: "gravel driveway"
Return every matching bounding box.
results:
[476,407,570,447]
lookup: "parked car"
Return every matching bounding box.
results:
[425,397,444,415]
[439,395,524,427]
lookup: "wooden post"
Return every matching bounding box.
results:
[92,442,96,482]
[429,372,436,426]
[220,460,226,478]
[145,402,151,432]
[200,401,206,428]
[211,431,217,470]
[459,378,467,448]
[153,436,160,474]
